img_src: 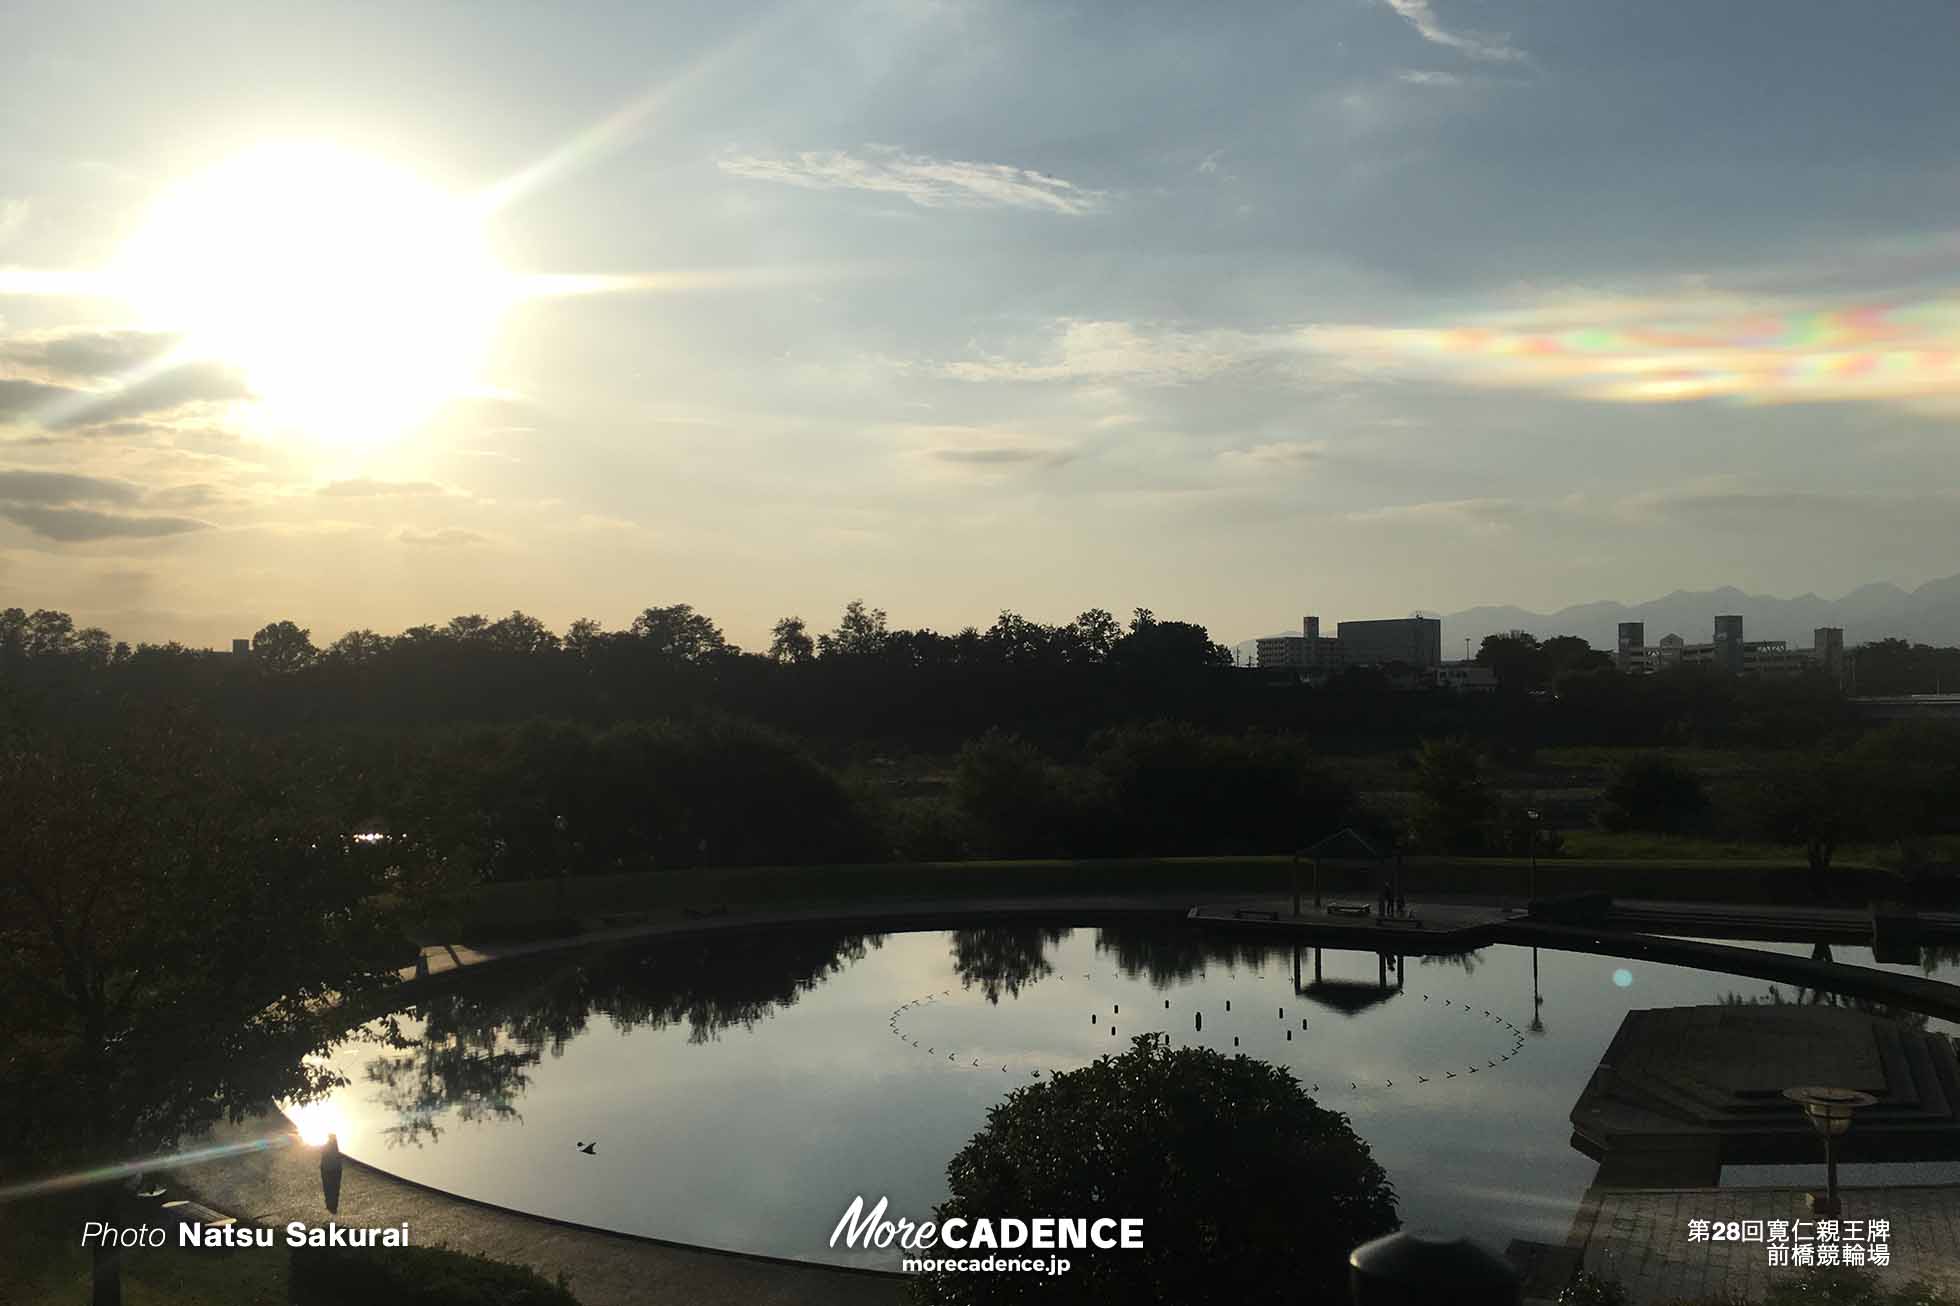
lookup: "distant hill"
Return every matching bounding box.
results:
[1231,573,1960,662]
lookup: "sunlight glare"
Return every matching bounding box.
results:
[284,1097,350,1148]
[114,142,512,445]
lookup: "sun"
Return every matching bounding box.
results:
[113,141,511,444]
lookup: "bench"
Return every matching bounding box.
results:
[1326,904,1372,918]
[1233,909,1282,921]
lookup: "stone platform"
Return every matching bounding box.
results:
[1572,1006,1960,1186]
[1186,899,1515,954]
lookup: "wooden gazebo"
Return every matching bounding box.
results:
[1292,827,1387,917]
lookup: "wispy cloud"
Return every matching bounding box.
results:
[317,477,448,497]
[0,466,212,541]
[935,320,1320,385]
[1380,0,1528,64]
[398,526,487,547]
[719,145,1107,215]
[1396,69,1465,87]
[1218,440,1327,470]
[1346,497,1522,534]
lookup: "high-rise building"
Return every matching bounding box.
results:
[1616,621,1645,672]
[1712,615,1745,675]
[1336,616,1442,670]
[1813,627,1845,683]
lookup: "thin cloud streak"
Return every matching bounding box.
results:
[719,146,1107,215]
[1379,0,1528,63]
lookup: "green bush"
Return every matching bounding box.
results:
[913,1033,1397,1305]
[951,729,1117,858]
[1087,723,1354,857]
[289,1244,581,1305]
[1600,754,1711,835]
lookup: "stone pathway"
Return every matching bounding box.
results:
[174,1113,906,1306]
[1569,1186,1960,1303]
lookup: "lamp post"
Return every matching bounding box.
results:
[1781,1086,1876,1216]
[1524,809,1541,906]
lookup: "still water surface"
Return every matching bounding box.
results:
[299,925,1959,1267]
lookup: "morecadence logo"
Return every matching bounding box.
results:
[830,1195,1143,1276]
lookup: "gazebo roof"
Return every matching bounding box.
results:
[1300,979,1400,1015]
[1301,827,1383,861]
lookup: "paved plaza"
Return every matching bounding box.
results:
[1567,1185,1960,1303]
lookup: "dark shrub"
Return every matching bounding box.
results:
[289,1243,580,1305]
[1087,723,1353,856]
[1599,754,1711,834]
[914,1033,1397,1305]
[951,729,1115,858]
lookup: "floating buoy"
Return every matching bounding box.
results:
[1286,1031,1292,1041]
[1301,1019,1307,1030]
[1234,1037,1239,1047]
[1226,1000,1231,1011]
[1165,1000,1170,1009]
[1196,1013,1203,1031]
[1114,1005,1119,1015]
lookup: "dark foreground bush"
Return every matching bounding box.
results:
[915,1033,1397,1305]
[289,1244,581,1305]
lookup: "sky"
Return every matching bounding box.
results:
[3,0,1960,652]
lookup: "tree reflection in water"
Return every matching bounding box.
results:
[1091,926,1286,985]
[1718,985,1931,1031]
[949,927,1068,1003]
[350,928,882,1147]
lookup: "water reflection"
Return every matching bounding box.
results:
[949,927,1065,1003]
[355,928,883,1147]
[300,922,1960,1266]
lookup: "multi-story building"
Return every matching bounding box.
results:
[1814,627,1846,684]
[1335,616,1442,670]
[1616,621,1646,672]
[1431,661,1498,693]
[1713,614,1746,675]
[1257,616,1349,671]
[1620,617,1837,678]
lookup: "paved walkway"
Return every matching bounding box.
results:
[1569,1186,1960,1303]
[173,1112,906,1306]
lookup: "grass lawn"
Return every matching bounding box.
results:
[0,1189,288,1306]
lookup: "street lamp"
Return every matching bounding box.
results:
[1524,809,1541,905]
[1781,1086,1876,1216]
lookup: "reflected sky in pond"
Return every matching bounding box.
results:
[300,926,1960,1268]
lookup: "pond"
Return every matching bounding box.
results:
[289,924,1960,1269]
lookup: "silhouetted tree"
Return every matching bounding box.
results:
[768,615,816,664]
[252,619,319,672]
[1410,737,1494,853]
[628,604,732,661]
[819,599,890,658]
[0,715,413,1305]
